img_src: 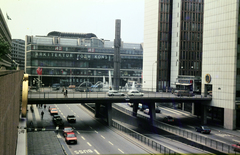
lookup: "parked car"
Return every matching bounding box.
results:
[163,116,174,123]
[195,125,211,134]
[52,83,60,90]
[143,109,149,115]
[127,90,144,96]
[174,90,194,97]
[65,132,77,144]
[232,143,240,152]
[67,115,76,123]
[107,90,125,96]
[50,108,58,115]
[127,103,133,107]
[63,127,74,137]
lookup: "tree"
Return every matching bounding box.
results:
[0,38,11,60]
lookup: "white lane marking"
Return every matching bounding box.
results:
[76,131,80,134]
[87,142,92,146]
[160,107,191,116]
[81,136,85,140]
[118,148,124,154]
[59,110,61,112]
[95,130,98,134]
[101,135,105,139]
[232,139,240,143]
[89,126,92,129]
[94,149,100,154]
[108,141,114,145]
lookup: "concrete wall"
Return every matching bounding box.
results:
[0,70,24,155]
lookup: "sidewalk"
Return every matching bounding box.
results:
[16,117,27,155]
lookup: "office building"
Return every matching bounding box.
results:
[12,39,25,70]
[202,0,239,129]
[25,31,143,88]
[0,9,12,69]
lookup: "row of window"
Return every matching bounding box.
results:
[182,12,203,23]
[180,51,202,60]
[180,41,202,51]
[181,31,202,41]
[181,22,203,32]
[183,2,204,12]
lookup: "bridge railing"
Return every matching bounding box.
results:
[28,87,211,99]
[112,104,234,154]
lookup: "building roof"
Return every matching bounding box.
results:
[47,31,97,39]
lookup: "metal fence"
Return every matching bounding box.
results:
[112,104,234,154]
[112,120,179,155]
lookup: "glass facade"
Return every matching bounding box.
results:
[25,36,143,87]
[179,0,203,76]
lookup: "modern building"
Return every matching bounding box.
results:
[143,0,203,93]
[0,8,12,70]
[202,0,239,129]
[25,31,143,88]
[12,39,25,70]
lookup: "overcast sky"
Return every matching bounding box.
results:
[1,0,144,43]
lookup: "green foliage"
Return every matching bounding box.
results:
[0,38,11,60]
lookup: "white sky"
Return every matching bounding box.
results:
[1,0,144,43]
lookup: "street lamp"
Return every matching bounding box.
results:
[152,61,157,92]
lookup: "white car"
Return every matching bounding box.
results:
[107,90,125,96]
[127,90,144,96]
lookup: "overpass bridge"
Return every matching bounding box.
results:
[27,91,212,126]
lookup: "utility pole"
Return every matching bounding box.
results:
[113,19,121,90]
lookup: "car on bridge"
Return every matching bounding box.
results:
[232,143,240,152]
[195,125,211,134]
[65,132,77,144]
[52,83,60,90]
[67,115,76,123]
[107,90,125,96]
[127,90,144,96]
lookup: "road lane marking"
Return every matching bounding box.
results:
[101,135,105,139]
[95,130,98,133]
[232,139,239,143]
[118,148,124,154]
[94,149,100,154]
[108,141,114,145]
[81,136,85,140]
[76,131,80,134]
[89,126,92,129]
[87,142,92,146]
[59,110,61,112]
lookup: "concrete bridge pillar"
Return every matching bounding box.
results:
[192,102,195,115]
[132,103,138,116]
[107,103,112,126]
[148,102,156,124]
[95,103,100,118]
[201,104,207,124]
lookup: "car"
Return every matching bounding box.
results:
[107,90,125,96]
[232,143,240,152]
[155,106,161,113]
[163,116,174,123]
[54,117,64,127]
[69,85,76,89]
[48,105,55,112]
[50,108,58,115]
[63,127,74,137]
[127,103,133,107]
[52,115,61,122]
[52,83,60,90]
[127,90,144,96]
[174,90,194,97]
[195,125,211,134]
[65,132,77,144]
[67,115,76,123]
[143,109,149,115]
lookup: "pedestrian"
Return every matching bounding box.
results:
[65,89,68,97]
[62,87,64,93]
[41,111,44,119]
[41,104,43,108]
[44,104,46,109]
[56,125,59,134]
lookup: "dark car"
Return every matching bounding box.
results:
[195,125,211,134]
[67,115,76,123]
[163,116,174,123]
[52,115,61,122]
[52,83,60,90]
[65,132,77,144]
[54,118,64,127]
[155,106,161,113]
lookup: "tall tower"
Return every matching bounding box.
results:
[113,19,121,90]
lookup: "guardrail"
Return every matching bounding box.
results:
[112,120,179,155]
[28,87,211,99]
[112,104,234,154]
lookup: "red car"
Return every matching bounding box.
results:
[63,127,73,137]
[65,132,77,144]
[232,143,240,152]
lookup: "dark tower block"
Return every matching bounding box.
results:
[113,19,121,90]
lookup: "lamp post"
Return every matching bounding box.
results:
[152,61,157,92]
